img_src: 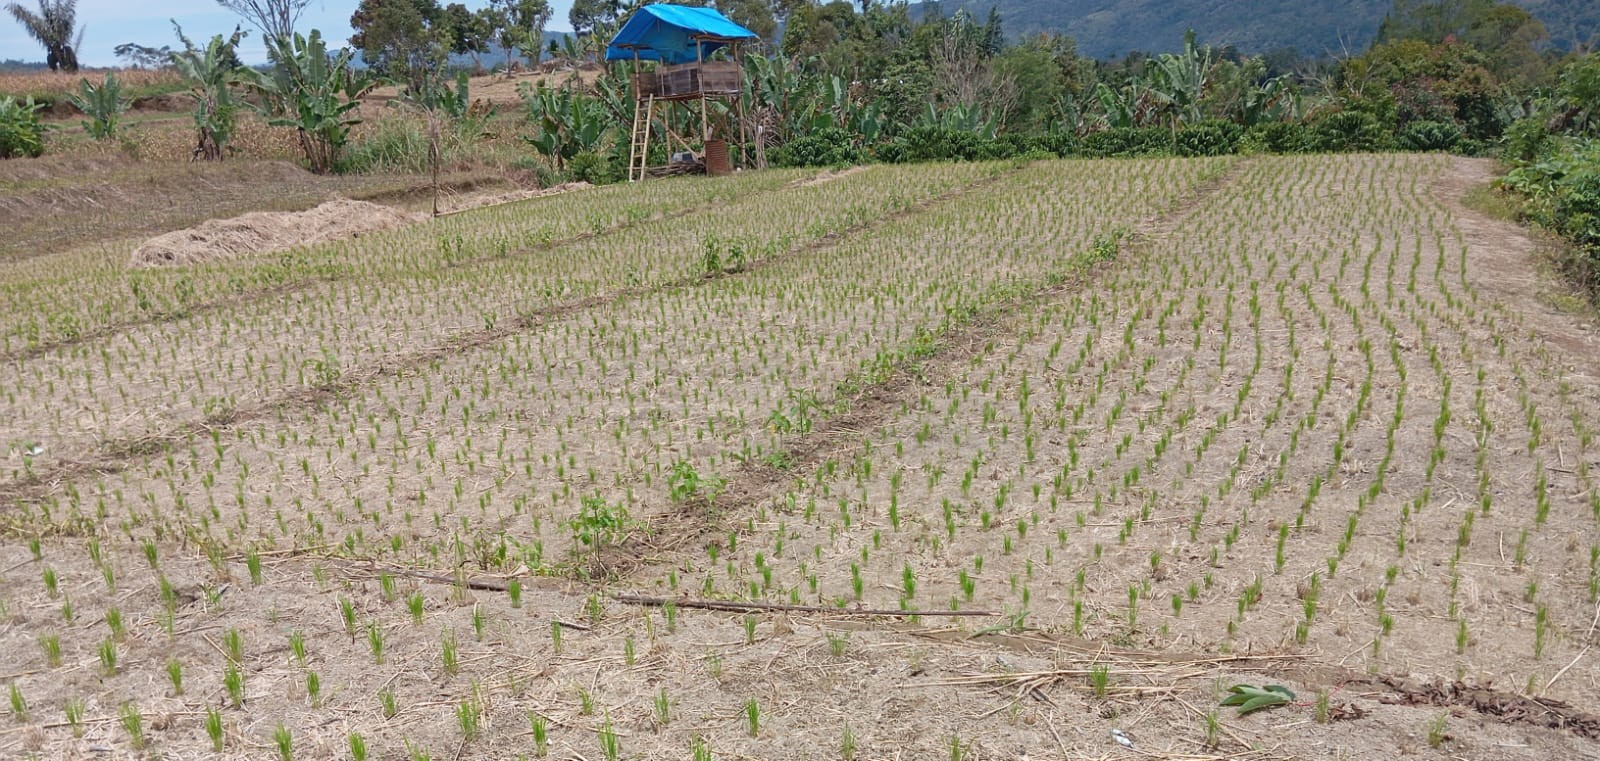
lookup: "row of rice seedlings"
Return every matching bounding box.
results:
[659,154,1598,704]
[0,157,1229,759]
[0,163,996,468]
[0,168,813,353]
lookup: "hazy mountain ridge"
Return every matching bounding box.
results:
[914,0,1597,58]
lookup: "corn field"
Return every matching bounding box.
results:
[0,68,183,101]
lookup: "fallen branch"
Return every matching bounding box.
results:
[365,566,511,592]
[612,593,1000,618]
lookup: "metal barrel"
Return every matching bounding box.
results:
[705,140,731,176]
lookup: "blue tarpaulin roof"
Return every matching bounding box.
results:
[605,5,758,64]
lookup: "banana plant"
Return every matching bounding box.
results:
[1052,92,1092,136]
[744,53,824,142]
[920,102,998,139]
[592,66,635,125]
[1094,82,1137,130]
[170,23,245,161]
[0,95,51,158]
[404,70,471,119]
[399,70,495,142]
[243,30,375,174]
[563,33,582,61]
[854,98,886,144]
[1146,30,1215,127]
[67,71,126,140]
[815,74,887,142]
[1235,76,1298,126]
[520,83,611,170]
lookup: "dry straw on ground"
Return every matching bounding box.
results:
[434,180,592,215]
[130,183,598,267]
[129,198,422,267]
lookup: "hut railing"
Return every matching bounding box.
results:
[636,60,742,99]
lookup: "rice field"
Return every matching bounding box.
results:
[2,154,1599,760]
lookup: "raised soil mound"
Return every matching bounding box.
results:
[435,181,592,215]
[130,198,422,268]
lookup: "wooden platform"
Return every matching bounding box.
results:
[633,61,741,100]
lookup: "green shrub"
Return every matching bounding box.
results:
[566,150,621,185]
[974,138,1019,161]
[981,132,1070,159]
[871,140,906,164]
[1081,127,1173,158]
[1249,122,1314,154]
[0,96,50,159]
[1311,111,1392,153]
[1034,131,1080,157]
[1549,160,1600,250]
[339,114,492,176]
[513,155,561,187]
[1502,139,1600,294]
[1501,118,1557,164]
[885,125,992,163]
[1176,121,1243,157]
[1397,120,1463,152]
[772,127,863,167]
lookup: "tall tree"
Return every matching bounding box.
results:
[350,0,448,91]
[568,0,623,39]
[492,0,552,65]
[441,2,492,67]
[215,0,310,42]
[4,0,82,72]
[113,42,173,69]
[716,0,776,43]
[1375,0,1547,81]
[981,7,1004,57]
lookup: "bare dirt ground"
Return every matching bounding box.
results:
[365,67,605,107]
[0,156,512,264]
[3,155,1600,761]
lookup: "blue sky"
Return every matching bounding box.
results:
[1,0,578,66]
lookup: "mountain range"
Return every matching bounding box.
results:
[914,0,1598,58]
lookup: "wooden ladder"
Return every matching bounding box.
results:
[627,95,654,182]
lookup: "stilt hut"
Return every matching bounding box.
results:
[605,5,758,181]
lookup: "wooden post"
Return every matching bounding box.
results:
[697,38,710,150]
[428,116,441,216]
[734,43,749,169]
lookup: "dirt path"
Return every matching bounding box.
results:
[1436,157,1600,375]
[0,158,507,264]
